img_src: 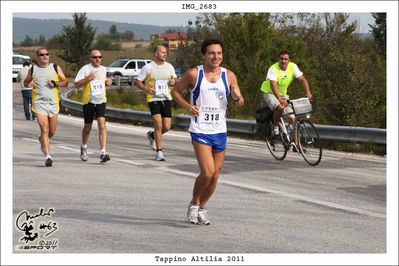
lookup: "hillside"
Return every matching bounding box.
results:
[13,17,186,43]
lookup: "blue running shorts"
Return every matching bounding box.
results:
[190,132,227,153]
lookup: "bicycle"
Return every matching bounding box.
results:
[256,97,322,166]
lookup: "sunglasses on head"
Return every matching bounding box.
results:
[39,53,49,57]
[91,56,102,59]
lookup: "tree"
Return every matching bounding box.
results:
[305,13,386,128]
[37,34,46,45]
[109,25,117,35]
[147,39,165,52]
[109,25,119,41]
[121,31,135,41]
[20,35,34,47]
[165,27,178,33]
[46,35,63,49]
[369,13,386,57]
[176,15,219,70]
[93,35,121,51]
[56,13,96,70]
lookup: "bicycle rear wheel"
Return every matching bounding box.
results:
[266,121,288,160]
[297,120,322,166]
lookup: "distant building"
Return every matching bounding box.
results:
[150,32,188,50]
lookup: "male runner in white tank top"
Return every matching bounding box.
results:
[172,39,244,225]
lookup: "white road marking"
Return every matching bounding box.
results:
[113,158,146,166]
[57,145,145,166]
[164,168,197,177]
[56,145,80,152]
[219,179,385,219]
[21,137,39,143]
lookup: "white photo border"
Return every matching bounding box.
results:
[1,1,397,265]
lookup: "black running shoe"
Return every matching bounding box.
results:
[45,157,53,167]
[100,153,110,163]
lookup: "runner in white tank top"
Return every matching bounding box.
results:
[172,39,244,225]
[24,47,68,167]
[188,65,229,134]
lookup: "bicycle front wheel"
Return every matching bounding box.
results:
[266,122,288,160]
[297,120,322,166]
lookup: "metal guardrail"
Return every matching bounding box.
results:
[61,90,386,145]
[113,74,138,87]
[315,125,386,145]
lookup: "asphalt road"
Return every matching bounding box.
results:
[10,85,386,256]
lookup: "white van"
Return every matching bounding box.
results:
[13,54,31,82]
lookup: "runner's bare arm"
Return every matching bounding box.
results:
[56,66,68,87]
[24,69,34,88]
[171,68,199,116]
[228,70,244,106]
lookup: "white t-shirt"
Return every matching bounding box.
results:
[137,61,177,102]
[75,64,107,88]
[75,64,107,104]
[266,62,303,81]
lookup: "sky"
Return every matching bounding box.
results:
[13,12,376,33]
[13,13,200,27]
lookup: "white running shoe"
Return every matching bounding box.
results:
[197,209,210,225]
[186,202,200,224]
[147,131,156,150]
[80,145,88,161]
[155,150,165,161]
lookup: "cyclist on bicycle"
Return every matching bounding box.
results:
[260,50,312,149]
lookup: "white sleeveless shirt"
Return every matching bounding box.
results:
[189,65,230,134]
[32,63,59,104]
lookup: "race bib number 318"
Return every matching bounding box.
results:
[198,106,222,131]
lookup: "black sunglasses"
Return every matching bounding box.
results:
[91,56,102,59]
[39,53,49,56]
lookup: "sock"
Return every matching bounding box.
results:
[101,149,106,154]
[82,144,87,149]
[45,155,51,159]
[156,148,162,152]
